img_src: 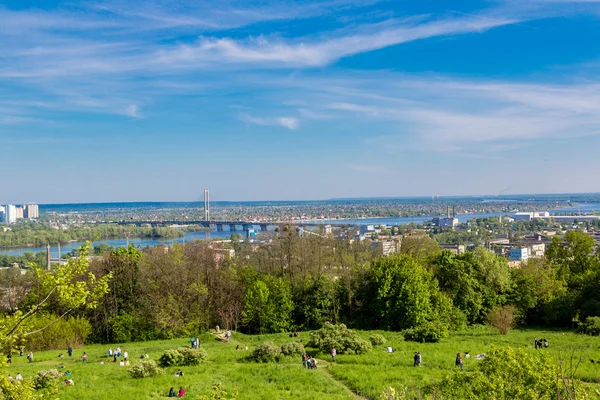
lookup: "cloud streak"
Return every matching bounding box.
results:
[239,114,300,130]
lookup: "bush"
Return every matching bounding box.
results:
[369,334,387,346]
[403,321,448,343]
[578,316,600,336]
[308,323,372,355]
[251,342,282,362]
[128,360,164,378]
[280,341,304,356]
[159,349,185,367]
[487,305,517,335]
[177,347,207,366]
[159,348,207,367]
[33,369,61,389]
[1,379,35,400]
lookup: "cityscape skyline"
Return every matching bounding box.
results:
[2,0,600,203]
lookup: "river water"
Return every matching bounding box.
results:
[3,203,600,258]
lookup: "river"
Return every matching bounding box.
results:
[3,203,600,258]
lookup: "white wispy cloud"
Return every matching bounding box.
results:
[312,77,600,152]
[239,114,300,130]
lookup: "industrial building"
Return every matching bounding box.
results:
[509,247,529,262]
[433,205,458,228]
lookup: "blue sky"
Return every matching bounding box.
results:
[2,0,600,203]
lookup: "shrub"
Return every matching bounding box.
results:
[578,316,600,336]
[159,348,207,367]
[1,379,35,400]
[280,341,304,356]
[177,347,208,366]
[128,360,164,378]
[251,342,282,362]
[308,323,372,355]
[487,305,517,335]
[429,347,557,399]
[196,382,238,400]
[369,334,387,346]
[404,321,448,343]
[33,369,61,389]
[159,349,185,367]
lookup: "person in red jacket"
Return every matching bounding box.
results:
[178,387,185,397]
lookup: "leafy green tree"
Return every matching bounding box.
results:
[292,275,339,330]
[241,272,293,333]
[1,242,111,348]
[366,254,452,331]
[433,249,511,324]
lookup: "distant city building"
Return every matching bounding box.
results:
[435,217,458,228]
[25,204,39,219]
[0,206,4,223]
[509,247,529,262]
[372,240,399,256]
[5,205,16,224]
[15,206,24,219]
[324,225,332,235]
[514,212,550,221]
[440,244,466,254]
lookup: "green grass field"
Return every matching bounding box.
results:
[5,328,600,399]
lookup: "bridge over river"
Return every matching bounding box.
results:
[111,220,356,232]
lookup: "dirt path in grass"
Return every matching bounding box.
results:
[317,359,369,399]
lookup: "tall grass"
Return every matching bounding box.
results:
[4,329,600,399]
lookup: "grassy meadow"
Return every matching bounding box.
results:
[4,328,600,399]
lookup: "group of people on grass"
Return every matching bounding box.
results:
[168,387,186,397]
[302,352,318,369]
[107,346,129,364]
[534,338,549,349]
[189,337,200,349]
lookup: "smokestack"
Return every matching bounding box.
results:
[453,205,456,218]
[46,244,51,270]
[447,206,450,219]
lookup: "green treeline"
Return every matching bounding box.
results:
[0,222,194,247]
[1,229,599,345]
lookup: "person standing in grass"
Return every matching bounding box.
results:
[302,352,308,368]
[331,347,336,362]
[67,345,72,357]
[455,353,463,370]
[27,352,33,363]
[82,352,87,364]
[190,337,195,348]
[123,350,128,361]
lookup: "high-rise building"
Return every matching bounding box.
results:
[0,206,5,223]
[5,205,16,224]
[25,204,39,219]
[15,206,24,219]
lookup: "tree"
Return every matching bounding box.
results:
[241,272,293,333]
[365,254,452,331]
[433,249,511,324]
[1,242,111,348]
[487,305,517,334]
